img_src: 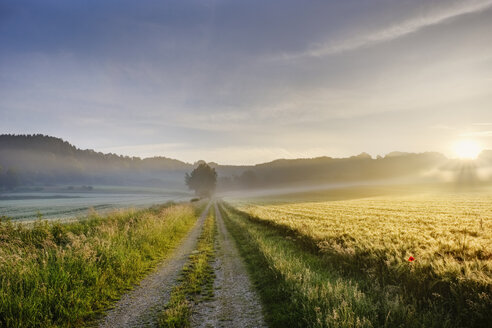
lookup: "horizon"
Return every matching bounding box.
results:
[2,133,491,166]
[1,1,492,164]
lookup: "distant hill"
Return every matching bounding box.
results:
[221,151,449,189]
[0,135,192,189]
[1,134,490,191]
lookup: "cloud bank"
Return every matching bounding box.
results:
[1,0,491,164]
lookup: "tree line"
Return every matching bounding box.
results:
[0,166,20,190]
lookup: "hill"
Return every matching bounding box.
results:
[219,152,449,190]
[1,134,491,191]
[0,135,192,189]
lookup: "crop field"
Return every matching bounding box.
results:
[0,187,191,221]
[224,189,492,327]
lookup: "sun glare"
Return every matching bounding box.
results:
[453,139,482,160]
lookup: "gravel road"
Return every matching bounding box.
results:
[99,203,211,328]
[191,202,267,328]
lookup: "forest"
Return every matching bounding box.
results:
[1,134,491,191]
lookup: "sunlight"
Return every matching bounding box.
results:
[453,139,482,159]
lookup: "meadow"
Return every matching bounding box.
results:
[0,187,191,221]
[223,188,492,327]
[0,202,202,327]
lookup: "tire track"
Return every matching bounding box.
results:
[191,202,267,328]
[99,203,211,328]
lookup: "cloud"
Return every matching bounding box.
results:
[431,124,455,130]
[460,131,492,138]
[1,1,492,164]
[278,0,492,59]
[161,146,337,166]
[99,144,314,165]
[97,142,188,159]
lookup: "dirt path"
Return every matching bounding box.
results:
[191,202,267,328]
[99,203,211,328]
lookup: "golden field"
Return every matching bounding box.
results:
[227,189,492,327]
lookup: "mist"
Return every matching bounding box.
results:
[2,135,492,197]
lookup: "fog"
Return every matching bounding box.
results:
[2,135,492,197]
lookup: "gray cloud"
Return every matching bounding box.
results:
[1,0,492,164]
[277,0,492,59]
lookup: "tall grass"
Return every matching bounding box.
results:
[220,204,379,327]
[234,194,491,327]
[222,196,491,327]
[0,203,199,327]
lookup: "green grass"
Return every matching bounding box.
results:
[220,201,491,328]
[158,206,216,328]
[0,203,200,327]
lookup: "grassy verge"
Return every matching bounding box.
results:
[158,206,216,328]
[0,203,200,327]
[220,202,481,328]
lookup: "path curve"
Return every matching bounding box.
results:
[191,202,267,328]
[99,203,211,328]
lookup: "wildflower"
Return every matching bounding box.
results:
[408,256,415,262]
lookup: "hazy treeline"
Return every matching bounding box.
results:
[0,167,21,190]
[1,134,491,191]
[217,152,449,189]
[0,134,192,189]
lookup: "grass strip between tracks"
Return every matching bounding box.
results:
[158,205,216,328]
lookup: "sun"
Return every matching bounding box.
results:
[453,139,482,160]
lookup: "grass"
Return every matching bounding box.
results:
[223,190,492,328]
[220,203,379,328]
[0,202,201,328]
[158,205,216,328]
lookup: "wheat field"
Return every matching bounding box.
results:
[229,191,492,327]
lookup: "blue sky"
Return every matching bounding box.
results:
[1,0,492,164]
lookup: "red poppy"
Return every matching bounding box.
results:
[408,256,415,262]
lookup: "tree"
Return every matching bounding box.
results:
[185,163,217,197]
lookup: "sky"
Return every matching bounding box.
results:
[1,0,492,165]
